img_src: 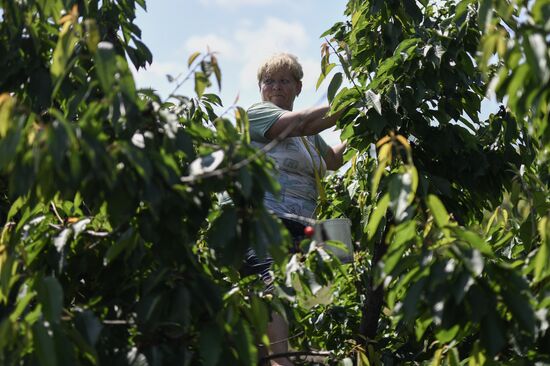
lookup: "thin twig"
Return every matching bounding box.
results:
[166,52,215,101]
[102,320,129,325]
[260,350,332,363]
[325,38,370,108]
[50,202,64,224]
[84,230,110,237]
[48,222,110,237]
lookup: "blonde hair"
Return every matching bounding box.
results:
[257,53,304,86]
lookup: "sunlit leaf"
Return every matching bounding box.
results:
[426,195,449,228]
[51,21,79,83]
[189,150,224,176]
[366,90,382,115]
[316,63,336,90]
[366,193,390,240]
[188,51,201,67]
[94,42,117,94]
[194,71,208,97]
[534,216,550,281]
[84,19,100,53]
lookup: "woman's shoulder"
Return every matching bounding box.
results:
[247,101,283,113]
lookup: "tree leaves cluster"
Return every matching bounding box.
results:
[307,0,550,363]
[1,0,549,365]
[0,1,285,365]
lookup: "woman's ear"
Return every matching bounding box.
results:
[296,81,303,97]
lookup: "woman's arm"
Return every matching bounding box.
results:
[264,105,341,140]
[324,141,346,171]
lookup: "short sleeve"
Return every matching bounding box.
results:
[247,102,287,143]
[314,134,330,158]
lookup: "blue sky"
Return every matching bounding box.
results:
[132,0,498,145]
[134,1,347,107]
[133,0,348,144]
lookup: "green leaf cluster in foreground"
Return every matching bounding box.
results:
[1,0,549,365]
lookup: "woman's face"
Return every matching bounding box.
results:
[260,69,302,111]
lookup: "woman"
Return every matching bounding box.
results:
[247,53,345,366]
[249,52,345,234]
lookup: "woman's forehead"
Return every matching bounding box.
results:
[264,68,293,78]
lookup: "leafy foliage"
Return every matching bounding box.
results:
[0,1,283,365]
[0,0,549,365]
[310,0,550,363]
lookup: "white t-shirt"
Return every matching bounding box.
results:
[248,101,329,221]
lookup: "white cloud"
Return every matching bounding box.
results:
[184,34,237,60]
[300,58,322,95]
[233,17,310,92]
[137,16,326,108]
[179,17,312,98]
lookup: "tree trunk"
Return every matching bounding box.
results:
[359,222,389,342]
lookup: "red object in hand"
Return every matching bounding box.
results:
[304,225,315,238]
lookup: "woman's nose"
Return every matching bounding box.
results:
[274,80,287,89]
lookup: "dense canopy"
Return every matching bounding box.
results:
[0,0,548,365]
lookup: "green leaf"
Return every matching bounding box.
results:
[383,221,416,276]
[36,277,63,324]
[249,297,269,337]
[365,193,390,240]
[426,195,449,228]
[480,311,506,356]
[415,315,432,340]
[194,71,209,97]
[75,310,103,347]
[388,172,413,222]
[468,342,487,366]
[478,0,493,30]
[402,276,427,322]
[365,90,382,115]
[327,72,343,103]
[501,286,536,333]
[199,324,222,366]
[207,207,237,250]
[189,150,225,176]
[316,63,336,90]
[0,93,15,138]
[451,228,494,256]
[94,42,117,94]
[33,321,58,366]
[84,19,100,53]
[235,107,250,144]
[104,228,137,265]
[532,0,550,22]
[447,348,460,366]
[331,87,360,113]
[524,33,549,83]
[234,321,256,365]
[6,196,25,221]
[0,254,17,304]
[534,216,550,281]
[211,55,222,90]
[188,51,201,67]
[51,22,79,83]
[435,324,459,343]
